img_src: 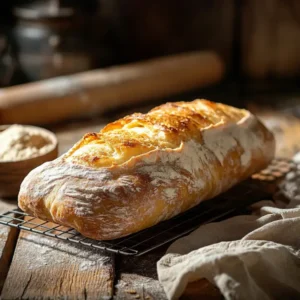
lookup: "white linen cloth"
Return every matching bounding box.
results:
[157,155,300,300]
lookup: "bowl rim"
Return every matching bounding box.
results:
[0,124,58,164]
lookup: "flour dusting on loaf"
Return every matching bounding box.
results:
[202,115,264,167]
[18,99,275,240]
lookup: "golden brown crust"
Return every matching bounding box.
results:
[18,99,275,240]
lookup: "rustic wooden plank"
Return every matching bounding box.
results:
[0,200,18,293]
[1,218,115,300]
[115,249,167,300]
[241,0,300,78]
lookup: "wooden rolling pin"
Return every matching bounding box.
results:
[0,51,224,125]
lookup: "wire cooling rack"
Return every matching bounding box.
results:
[0,158,295,256]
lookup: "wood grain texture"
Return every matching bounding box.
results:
[111,0,234,66]
[1,220,115,300]
[114,249,167,300]
[0,200,18,293]
[241,0,300,78]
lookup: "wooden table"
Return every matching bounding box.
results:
[1,105,300,300]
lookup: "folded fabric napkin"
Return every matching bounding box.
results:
[157,154,300,300]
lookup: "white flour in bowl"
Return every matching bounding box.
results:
[0,125,53,162]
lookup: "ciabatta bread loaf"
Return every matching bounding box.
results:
[18,100,275,240]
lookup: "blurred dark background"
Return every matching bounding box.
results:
[1,0,300,108]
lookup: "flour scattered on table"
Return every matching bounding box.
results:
[79,256,110,271]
